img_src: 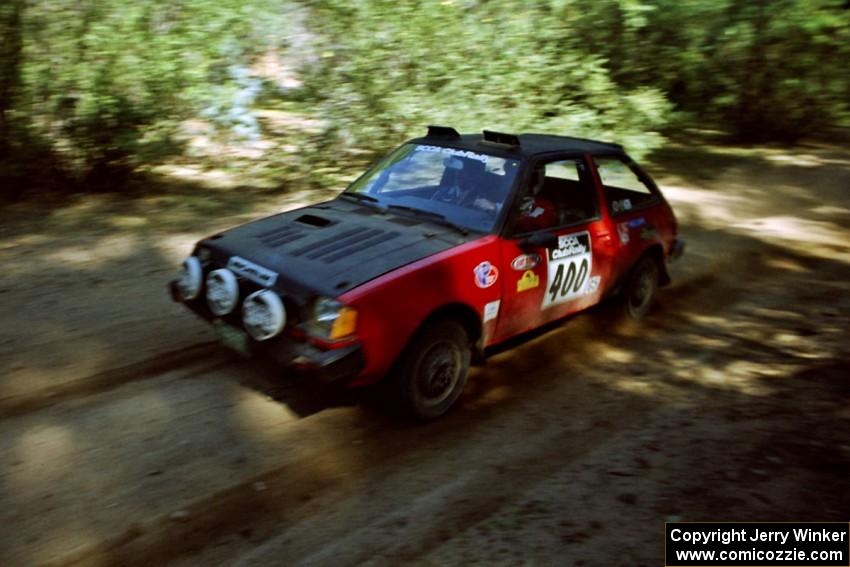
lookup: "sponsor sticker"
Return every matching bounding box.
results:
[611,199,633,213]
[617,222,630,244]
[414,145,489,164]
[226,256,278,287]
[511,253,541,271]
[473,261,499,289]
[483,300,500,322]
[517,270,540,292]
[618,217,647,244]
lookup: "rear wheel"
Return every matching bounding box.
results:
[391,319,471,420]
[623,255,659,320]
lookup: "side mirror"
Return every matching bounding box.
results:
[519,231,558,250]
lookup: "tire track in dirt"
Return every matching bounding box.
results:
[0,355,312,567]
[153,369,656,567]
[0,342,227,420]
[267,395,655,567]
[32,410,393,567]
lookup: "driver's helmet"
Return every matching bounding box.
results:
[441,157,486,203]
[529,168,545,196]
[517,168,556,231]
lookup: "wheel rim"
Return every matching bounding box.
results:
[418,340,461,406]
[629,265,655,313]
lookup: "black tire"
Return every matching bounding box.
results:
[623,255,660,320]
[391,319,471,420]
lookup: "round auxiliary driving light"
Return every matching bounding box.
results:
[205,268,239,316]
[177,256,203,301]
[242,289,286,341]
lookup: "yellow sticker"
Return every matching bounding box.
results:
[517,270,540,292]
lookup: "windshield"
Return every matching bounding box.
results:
[343,143,521,233]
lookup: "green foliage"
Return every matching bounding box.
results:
[2,0,849,199]
[568,0,850,141]
[3,0,291,192]
[302,0,672,159]
[303,0,848,151]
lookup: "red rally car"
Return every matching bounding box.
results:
[170,126,684,419]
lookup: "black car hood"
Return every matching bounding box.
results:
[201,198,474,298]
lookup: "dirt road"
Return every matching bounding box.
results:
[1,139,848,566]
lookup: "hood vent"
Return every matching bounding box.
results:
[388,216,421,226]
[257,225,306,248]
[353,206,381,216]
[289,226,401,263]
[291,227,365,257]
[295,214,334,228]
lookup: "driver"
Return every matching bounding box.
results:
[470,161,513,213]
[515,168,556,232]
[435,157,483,207]
[436,157,510,214]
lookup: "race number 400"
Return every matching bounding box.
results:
[542,232,592,309]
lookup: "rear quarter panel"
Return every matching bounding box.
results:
[609,203,674,283]
[592,156,678,288]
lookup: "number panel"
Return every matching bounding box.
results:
[542,231,593,309]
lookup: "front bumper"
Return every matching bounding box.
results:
[169,281,365,384]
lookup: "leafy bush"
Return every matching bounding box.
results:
[2,0,292,193]
[567,0,850,141]
[301,0,671,159]
[2,0,848,199]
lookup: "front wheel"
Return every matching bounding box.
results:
[623,255,660,320]
[390,319,471,420]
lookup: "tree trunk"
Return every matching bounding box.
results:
[0,0,23,153]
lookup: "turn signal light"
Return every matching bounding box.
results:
[329,307,358,340]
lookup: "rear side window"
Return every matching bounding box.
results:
[595,156,657,214]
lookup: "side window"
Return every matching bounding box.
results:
[545,160,581,182]
[595,156,657,214]
[514,158,599,233]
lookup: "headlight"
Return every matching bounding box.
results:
[205,268,239,316]
[309,297,358,340]
[177,256,203,301]
[242,289,286,341]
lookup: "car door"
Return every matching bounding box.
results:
[494,155,618,342]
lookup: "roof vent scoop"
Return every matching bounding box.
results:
[296,214,333,228]
[426,125,460,138]
[482,130,520,147]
